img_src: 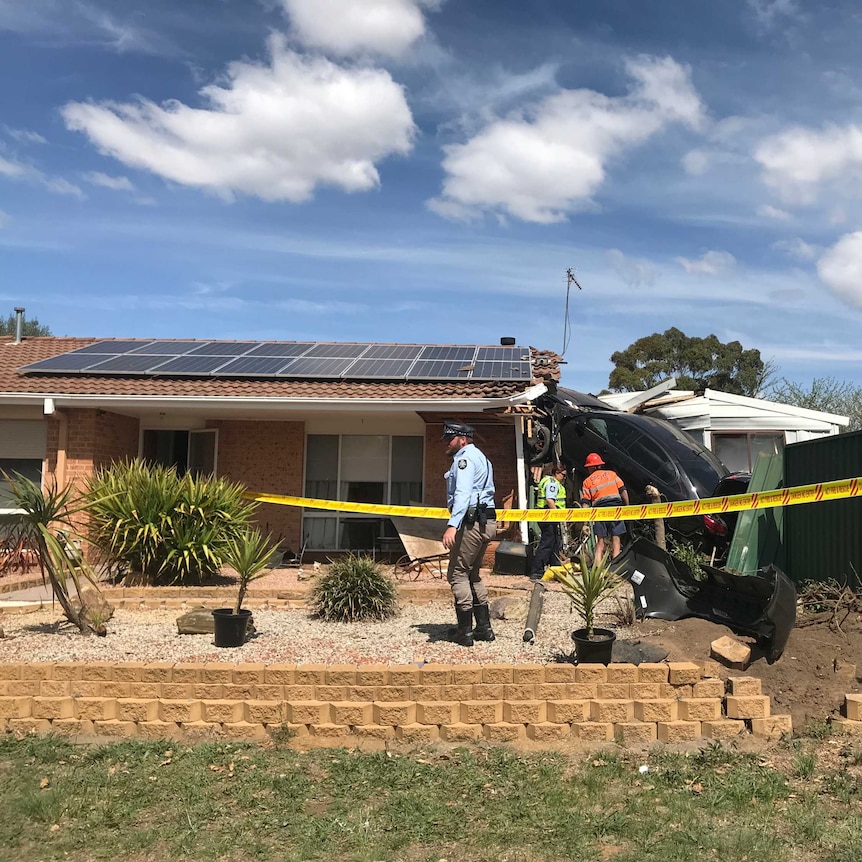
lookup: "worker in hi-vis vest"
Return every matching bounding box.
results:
[530,462,567,579]
[580,452,629,564]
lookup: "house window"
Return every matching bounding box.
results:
[712,432,784,472]
[0,420,47,511]
[304,434,424,550]
[141,429,218,476]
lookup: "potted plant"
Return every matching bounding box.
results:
[212,527,277,648]
[542,549,623,664]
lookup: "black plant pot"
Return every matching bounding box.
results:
[571,627,616,665]
[212,608,252,648]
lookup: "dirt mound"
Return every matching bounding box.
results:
[632,612,862,729]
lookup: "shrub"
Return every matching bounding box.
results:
[309,554,398,623]
[84,459,256,585]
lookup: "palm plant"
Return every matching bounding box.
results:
[222,527,278,614]
[2,472,100,634]
[84,459,256,584]
[542,549,623,639]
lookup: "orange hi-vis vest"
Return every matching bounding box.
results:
[580,469,625,505]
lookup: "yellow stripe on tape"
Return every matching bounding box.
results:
[244,475,862,522]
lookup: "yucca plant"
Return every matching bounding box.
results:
[2,472,100,634]
[309,554,398,623]
[542,549,622,639]
[222,527,278,614]
[84,459,257,584]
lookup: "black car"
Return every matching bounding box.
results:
[700,471,751,563]
[530,386,729,540]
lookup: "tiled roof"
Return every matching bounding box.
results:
[0,337,533,401]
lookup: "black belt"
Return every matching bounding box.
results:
[484,508,496,519]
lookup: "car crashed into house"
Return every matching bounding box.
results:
[524,382,796,662]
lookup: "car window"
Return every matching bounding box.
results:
[590,416,639,450]
[626,435,679,485]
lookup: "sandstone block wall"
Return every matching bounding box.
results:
[0,661,795,749]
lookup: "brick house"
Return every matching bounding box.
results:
[0,336,557,554]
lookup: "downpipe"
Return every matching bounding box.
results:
[522,581,546,643]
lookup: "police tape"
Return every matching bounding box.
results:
[245,475,862,523]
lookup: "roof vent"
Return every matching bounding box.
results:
[500,337,516,346]
[13,307,25,345]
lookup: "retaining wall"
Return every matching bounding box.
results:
[0,660,795,748]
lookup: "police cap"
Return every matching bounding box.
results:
[441,420,475,440]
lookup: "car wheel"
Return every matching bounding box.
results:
[527,422,553,465]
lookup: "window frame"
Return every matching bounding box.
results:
[711,430,786,472]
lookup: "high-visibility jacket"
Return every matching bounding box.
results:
[580,469,626,506]
[536,475,565,509]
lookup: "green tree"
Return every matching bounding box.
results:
[608,327,773,396]
[0,313,51,337]
[768,377,862,432]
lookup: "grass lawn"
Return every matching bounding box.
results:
[1,732,861,862]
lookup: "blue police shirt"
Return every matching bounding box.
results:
[445,443,495,528]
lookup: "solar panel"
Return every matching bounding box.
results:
[303,343,370,358]
[342,358,415,378]
[244,342,315,358]
[408,360,473,379]
[476,346,529,362]
[361,345,423,360]
[71,340,154,355]
[186,342,256,356]
[19,340,534,382]
[472,361,532,380]
[278,356,357,377]
[127,341,202,355]
[152,355,235,374]
[419,346,476,361]
[22,352,116,372]
[216,356,294,376]
[86,354,175,373]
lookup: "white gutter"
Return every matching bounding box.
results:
[0,392,519,413]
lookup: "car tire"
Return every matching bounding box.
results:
[527,422,553,465]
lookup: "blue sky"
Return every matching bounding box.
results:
[2,0,862,395]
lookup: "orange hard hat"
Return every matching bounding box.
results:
[584,453,604,467]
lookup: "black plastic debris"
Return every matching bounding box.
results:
[613,537,797,663]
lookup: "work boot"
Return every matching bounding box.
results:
[472,603,496,642]
[450,606,474,647]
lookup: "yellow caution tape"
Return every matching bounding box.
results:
[245,476,862,522]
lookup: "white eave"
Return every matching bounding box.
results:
[0,390,531,414]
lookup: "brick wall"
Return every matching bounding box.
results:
[209,420,304,548]
[94,412,139,469]
[0,661,794,747]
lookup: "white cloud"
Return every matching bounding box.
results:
[817,231,862,308]
[757,204,791,220]
[772,237,818,260]
[747,0,801,27]
[4,127,46,145]
[0,153,27,177]
[0,153,83,197]
[62,34,416,203]
[42,177,85,198]
[428,55,704,224]
[280,0,438,57]
[754,124,862,204]
[674,250,736,274]
[0,0,175,55]
[83,171,135,191]
[607,249,656,287]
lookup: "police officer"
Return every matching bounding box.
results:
[441,420,497,647]
[531,462,566,579]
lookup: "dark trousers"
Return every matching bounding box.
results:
[532,521,561,577]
